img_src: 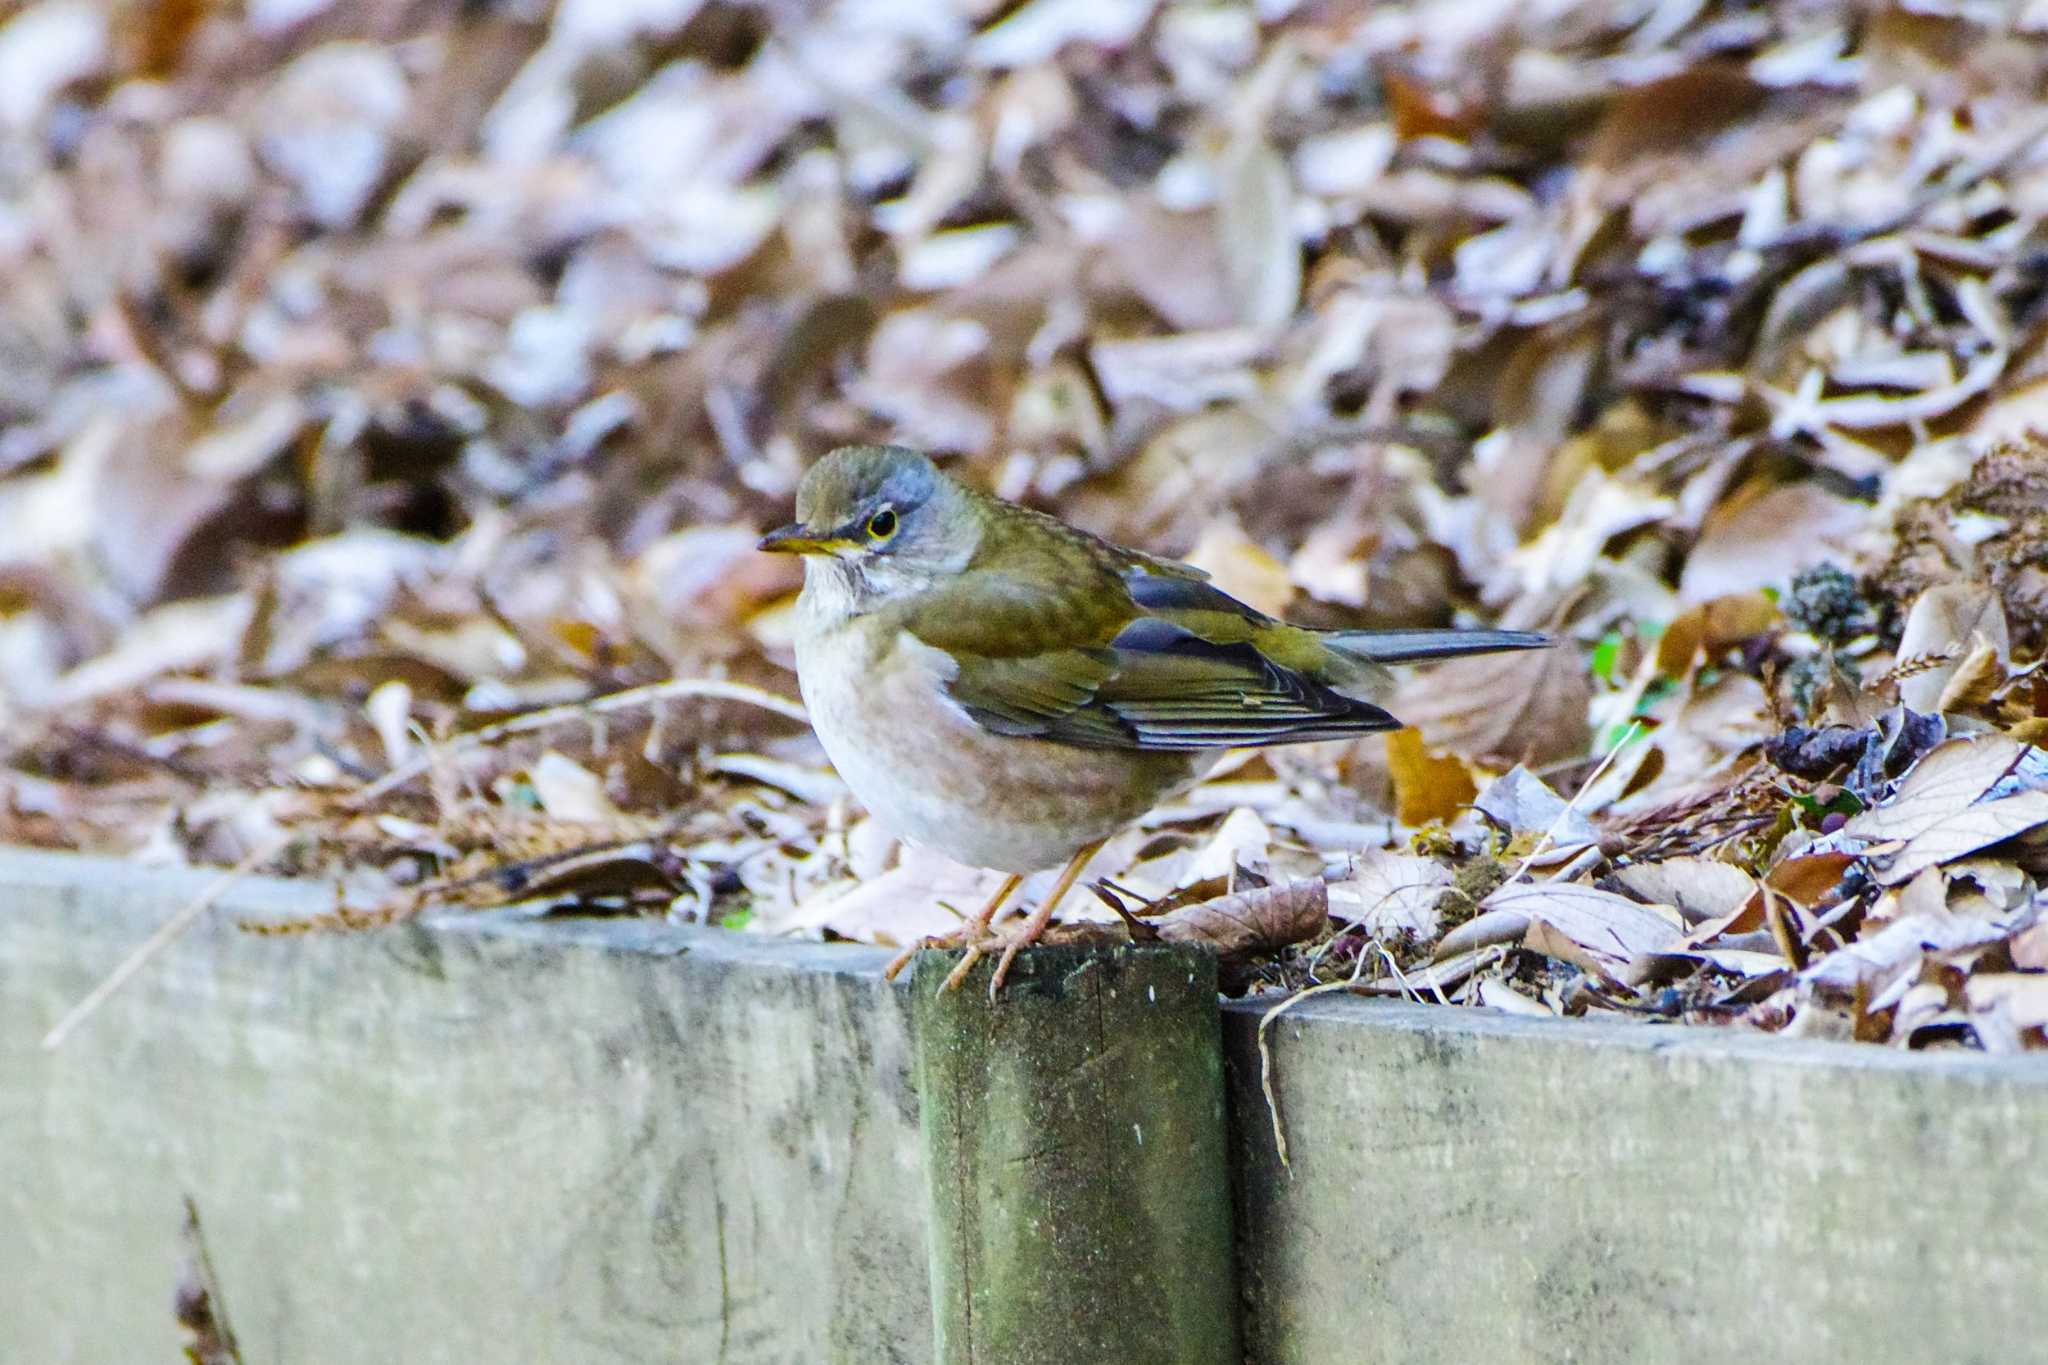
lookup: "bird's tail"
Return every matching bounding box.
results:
[1323,628,1551,664]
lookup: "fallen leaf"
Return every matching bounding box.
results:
[1654,592,1782,675]
[528,751,620,824]
[1153,877,1328,963]
[1217,128,1301,333]
[1678,482,1869,603]
[1334,848,1453,941]
[1895,583,2010,713]
[1472,764,1597,844]
[1610,858,1758,924]
[1803,910,2014,993]
[1477,977,1556,1017]
[1844,735,2031,842]
[1385,727,1476,826]
[1966,973,2048,1030]
[1434,904,1533,960]
[1765,850,1856,906]
[1484,880,1684,982]
[1872,790,2048,886]
[1397,643,1592,770]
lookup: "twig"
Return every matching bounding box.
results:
[176,1196,245,1365]
[42,838,286,1050]
[1257,978,1359,1171]
[1509,719,1641,884]
[348,678,807,806]
[1257,930,1386,1170]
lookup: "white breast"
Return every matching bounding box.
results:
[793,594,1200,873]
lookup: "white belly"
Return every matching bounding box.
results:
[794,614,1199,873]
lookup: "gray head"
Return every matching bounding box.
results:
[758,446,978,601]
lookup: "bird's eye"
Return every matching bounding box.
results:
[866,508,898,540]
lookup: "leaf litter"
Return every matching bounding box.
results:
[3,0,2048,1050]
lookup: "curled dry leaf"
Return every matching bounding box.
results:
[1895,583,2010,713]
[1433,905,1533,960]
[1481,880,1685,984]
[1153,877,1329,966]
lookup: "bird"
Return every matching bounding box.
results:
[759,444,1548,995]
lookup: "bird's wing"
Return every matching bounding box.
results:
[902,543,1397,752]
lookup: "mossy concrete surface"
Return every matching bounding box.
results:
[8,847,2048,1363]
[2,848,930,1364]
[1223,993,2048,1364]
[913,945,1238,1365]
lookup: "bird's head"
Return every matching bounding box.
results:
[759,445,979,603]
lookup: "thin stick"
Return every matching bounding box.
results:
[42,838,287,1050]
[1256,978,1359,1170]
[349,678,807,806]
[1509,719,1642,885]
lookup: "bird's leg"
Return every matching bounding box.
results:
[983,838,1106,998]
[883,872,1023,982]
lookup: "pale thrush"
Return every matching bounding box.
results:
[760,445,1547,993]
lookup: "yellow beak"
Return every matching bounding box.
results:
[758,523,856,556]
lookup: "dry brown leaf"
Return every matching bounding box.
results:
[1653,592,1781,675]
[1335,849,1453,942]
[1936,636,2005,713]
[1804,911,2014,993]
[1384,727,1476,827]
[1153,878,1328,964]
[1844,736,2030,843]
[1870,790,2048,886]
[1610,858,1758,924]
[1678,482,1869,603]
[1895,583,2010,713]
[1487,880,1684,983]
[1396,644,1591,770]
[1764,851,1856,907]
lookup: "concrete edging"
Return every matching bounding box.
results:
[5,847,2046,1363]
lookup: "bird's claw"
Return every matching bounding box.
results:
[879,923,1044,997]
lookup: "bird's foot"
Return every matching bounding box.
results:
[882,872,1026,985]
[881,840,1107,999]
[878,912,1053,996]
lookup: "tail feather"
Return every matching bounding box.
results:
[1324,628,1551,664]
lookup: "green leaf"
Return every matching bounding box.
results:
[1591,631,1622,684]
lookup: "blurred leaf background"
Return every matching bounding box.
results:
[6,0,2048,1045]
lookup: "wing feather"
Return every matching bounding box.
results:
[903,514,1402,751]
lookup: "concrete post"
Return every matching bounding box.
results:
[910,944,1240,1365]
